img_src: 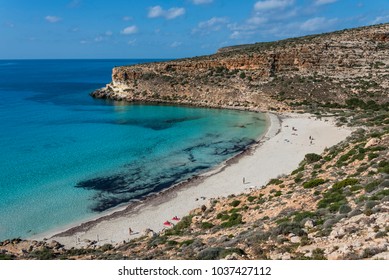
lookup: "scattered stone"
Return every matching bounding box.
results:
[364,138,380,148]
[304,219,314,229]
[290,236,301,243]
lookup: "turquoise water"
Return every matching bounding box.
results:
[0,60,266,240]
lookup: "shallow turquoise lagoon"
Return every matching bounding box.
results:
[0,60,266,240]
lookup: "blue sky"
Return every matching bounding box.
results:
[1,0,388,59]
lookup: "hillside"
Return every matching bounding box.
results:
[92,23,389,111]
[1,23,388,260]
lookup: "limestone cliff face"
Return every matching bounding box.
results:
[92,24,389,111]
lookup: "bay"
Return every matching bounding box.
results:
[0,59,266,240]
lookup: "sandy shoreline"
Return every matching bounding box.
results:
[42,112,352,248]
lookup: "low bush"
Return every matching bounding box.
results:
[303,178,325,189]
[220,213,243,228]
[229,200,241,207]
[305,153,322,164]
[273,222,306,236]
[200,222,214,229]
[364,180,381,193]
[268,178,283,185]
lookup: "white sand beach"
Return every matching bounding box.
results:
[46,112,352,248]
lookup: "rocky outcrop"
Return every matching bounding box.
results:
[91,23,389,111]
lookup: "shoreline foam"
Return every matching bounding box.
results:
[41,112,352,248]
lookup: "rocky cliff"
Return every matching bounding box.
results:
[92,23,389,111]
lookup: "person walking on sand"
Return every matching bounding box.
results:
[128,227,133,235]
[243,177,245,184]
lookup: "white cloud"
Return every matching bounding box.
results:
[198,17,228,29]
[247,16,267,25]
[94,36,104,42]
[121,25,138,35]
[300,17,337,31]
[193,17,229,34]
[68,0,81,8]
[314,0,337,5]
[372,15,389,24]
[192,0,213,4]
[254,0,294,11]
[170,41,182,48]
[45,16,62,23]
[70,26,79,32]
[123,16,132,21]
[148,6,185,20]
[230,31,241,39]
[128,39,137,46]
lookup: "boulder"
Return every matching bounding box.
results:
[304,219,314,229]
[364,138,380,148]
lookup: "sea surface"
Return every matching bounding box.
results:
[0,59,267,240]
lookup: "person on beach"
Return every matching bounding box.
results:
[128,227,133,235]
[243,177,245,184]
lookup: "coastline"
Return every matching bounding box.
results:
[32,111,273,242]
[41,111,352,248]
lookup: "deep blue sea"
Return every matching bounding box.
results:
[0,59,266,240]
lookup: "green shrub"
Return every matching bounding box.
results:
[273,222,305,236]
[165,215,193,235]
[180,239,195,246]
[220,213,243,228]
[303,178,325,189]
[368,153,379,160]
[364,180,381,193]
[332,178,359,189]
[197,247,223,260]
[274,190,282,197]
[294,173,303,183]
[100,244,113,251]
[378,161,389,174]
[197,247,245,260]
[292,165,305,175]
[375,231,387,238]
[293,211,316,223]
[268,178,283,185]
[311,248,327,260]
[229,200,241,207]
[317,179,357,212]
[219,248,245,259]
[200,222,214,229]
[175,215,193,231]
[167,240,178,246]
[339,204,352,214]
[0,254,13,260]
[305,153,322,164]
[350,185,363,192]
[29,248,56,260]
[247,196,256,202]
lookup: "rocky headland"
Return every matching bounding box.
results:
[92,23,389,112]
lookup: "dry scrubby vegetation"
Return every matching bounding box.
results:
[1,23,389,260]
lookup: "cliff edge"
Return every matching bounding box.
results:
[91,23,389,111]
